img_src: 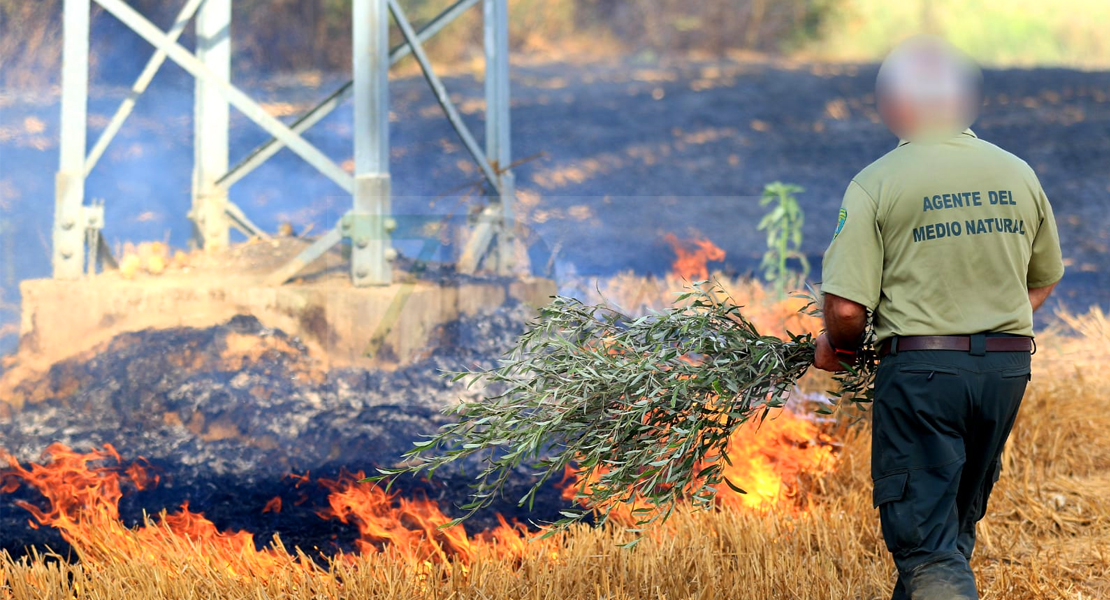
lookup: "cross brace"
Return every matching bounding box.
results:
[57,0,523,285]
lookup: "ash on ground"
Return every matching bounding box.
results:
[0,304,564,559]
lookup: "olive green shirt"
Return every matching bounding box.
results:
[822,130,1065,343]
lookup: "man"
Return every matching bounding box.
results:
[812,37,1065,600]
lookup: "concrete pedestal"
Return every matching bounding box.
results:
[17,274,554,371]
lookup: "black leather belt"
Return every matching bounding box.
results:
[878,335,1032,358]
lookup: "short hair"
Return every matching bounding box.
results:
[876,35,982,143]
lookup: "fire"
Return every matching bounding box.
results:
[1,443,128,527]
[0,444,530,578]
[315,472,531,567]
[561,409,837,521]
[262,496,282,513]
[665,233,726,280]
[316,470,475,564]
[717,410,837,510]
[661,233,821,339]
[2,413,833,577]
[475,513,531,558]
[1,443,311,578]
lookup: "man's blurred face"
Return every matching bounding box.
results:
[877,36,982,144]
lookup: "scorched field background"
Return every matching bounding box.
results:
[2,58,1110,352]
[2,1,1110,599]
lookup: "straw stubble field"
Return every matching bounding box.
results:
[2,275,1109,600]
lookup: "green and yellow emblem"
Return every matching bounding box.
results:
[834,207,848,239]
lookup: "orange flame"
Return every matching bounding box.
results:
[262,496,282,514]
[316,470,476,564]
[560,409,837,521]
[475,513,530,558]
[2,443,128,528]
[3,408,833,575]
[717,410,837,510]
[0,444,530,578]
[125,460,160,491]
[1,444,312,578]
[665,233,726,280]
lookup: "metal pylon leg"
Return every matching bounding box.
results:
[191,0,231,251]
[457,0,526,276]
[484,0,520,275]
[54,0,90,280]
[265,0,400,288]
[350,0,393,286]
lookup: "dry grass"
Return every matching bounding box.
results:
[3,278,1110,599]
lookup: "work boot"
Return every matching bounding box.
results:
[901,554,978,600]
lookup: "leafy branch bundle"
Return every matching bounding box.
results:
[370,283,874,537]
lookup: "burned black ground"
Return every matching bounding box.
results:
[0,307,565,560]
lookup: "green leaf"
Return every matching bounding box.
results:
[369,280,873,545]
[723,478,748,495]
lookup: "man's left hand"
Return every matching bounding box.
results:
[813,333,849,372]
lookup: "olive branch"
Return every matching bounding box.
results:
[366,282,874,542]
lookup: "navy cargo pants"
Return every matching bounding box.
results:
[871,334,1031,600]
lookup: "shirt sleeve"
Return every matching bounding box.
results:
[1027,181,1065,288]
[821,180,883,310]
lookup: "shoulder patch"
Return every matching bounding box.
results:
[834,208,848,239]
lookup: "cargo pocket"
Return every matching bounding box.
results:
[873,472,922,553]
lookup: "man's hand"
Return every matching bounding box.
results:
[813,332,849,372]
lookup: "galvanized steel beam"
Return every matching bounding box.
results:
[94,0,355,196]
[349,0,393,286]
[84,0,204,177]
[484,0,519,274]
[389,0,501,192]
[456,205,499,274]
[484,0,511,170]
[54,0,91,279]
[216,0,480,191]
[458,0,521,275]
[192,0,232,250]
[58,0,525,288]
[218,79,353,191]
[225,201,270,239]
[263,226,343,287]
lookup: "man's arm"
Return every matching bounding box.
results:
[1025,171,1064,305]
[813,293,868,372]
[1029,282,1057,313]
[816,180,882,373]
